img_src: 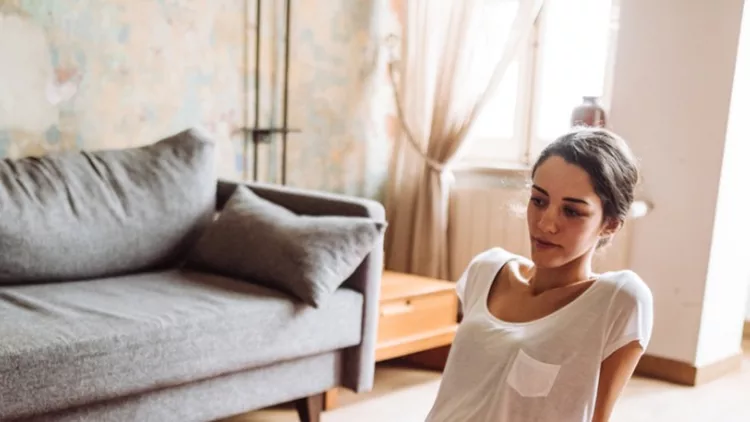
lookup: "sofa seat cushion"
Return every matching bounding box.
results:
[0,270,363,420]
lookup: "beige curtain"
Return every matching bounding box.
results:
[384,0,545,279]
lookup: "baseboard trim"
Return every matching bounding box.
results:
[636,352,743,386]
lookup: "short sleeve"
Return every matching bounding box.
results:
[455,256,478,312]
[602,272,654,359]
[455,248,516,315]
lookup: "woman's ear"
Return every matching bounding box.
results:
[600,217,622,238]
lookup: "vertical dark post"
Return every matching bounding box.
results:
[242,0,250,181]
[253,0,262,181]
[281,0,292,185]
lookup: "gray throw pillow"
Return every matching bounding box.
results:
[0,128,217,284]
[185,185,386,307]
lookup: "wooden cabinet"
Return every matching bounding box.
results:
[323,271,459,410]
[375,271,458,362]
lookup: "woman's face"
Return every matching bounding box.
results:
[526,156,613,268]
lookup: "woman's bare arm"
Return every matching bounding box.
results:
[592,340,644,422]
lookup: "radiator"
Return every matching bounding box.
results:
[448,175,632,281]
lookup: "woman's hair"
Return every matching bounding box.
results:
[531,127,640,247]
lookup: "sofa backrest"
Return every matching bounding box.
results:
[0,128,217,285]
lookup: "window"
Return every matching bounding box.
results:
[460,0,620,167]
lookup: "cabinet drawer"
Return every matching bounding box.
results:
[377,291,457,343]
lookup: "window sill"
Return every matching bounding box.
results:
[451,162,531,189]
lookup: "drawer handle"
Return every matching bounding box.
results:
[380,300,413,316]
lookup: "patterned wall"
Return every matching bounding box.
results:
[0,0,397,199]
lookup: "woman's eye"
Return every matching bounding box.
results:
[564,207,582,217]
[530,197,545,207]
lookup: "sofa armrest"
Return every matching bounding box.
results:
[216,180,384,393]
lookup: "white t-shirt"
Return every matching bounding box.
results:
[425,248,654,422]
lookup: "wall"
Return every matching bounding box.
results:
[608,0,747,366]
[696,0,750,362]
[0,0,397,199]
[735,2,750,326]
[699,0,750,363]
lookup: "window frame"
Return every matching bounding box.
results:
[459,0,620,169]
[459,18,539,169]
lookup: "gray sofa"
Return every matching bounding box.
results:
[0,129,385,422]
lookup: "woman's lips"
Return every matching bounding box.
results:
[532,237,560,250]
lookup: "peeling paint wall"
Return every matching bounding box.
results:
[0,0,397,199]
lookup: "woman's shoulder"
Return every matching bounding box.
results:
[456,248,528,309]
[467,247,529,269]
[599,269,653,305]
[459,248,533,284]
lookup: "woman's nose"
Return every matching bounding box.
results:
[538,209,558,234]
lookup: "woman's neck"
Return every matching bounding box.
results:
[530,252,595,295]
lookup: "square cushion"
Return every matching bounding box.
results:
[185,185,385,307]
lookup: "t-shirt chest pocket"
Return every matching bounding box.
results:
[506,349,561,397]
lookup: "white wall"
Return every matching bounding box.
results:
[608,0,747,365]
[698,0,750,365]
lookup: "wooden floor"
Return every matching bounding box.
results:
[222,339,750,422]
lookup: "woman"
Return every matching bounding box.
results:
[425,128,654,422]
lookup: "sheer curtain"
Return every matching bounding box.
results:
[384,0,544,278]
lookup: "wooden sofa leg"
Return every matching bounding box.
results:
[295,393,324,422]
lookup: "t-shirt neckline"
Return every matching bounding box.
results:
[481,257,607,327]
